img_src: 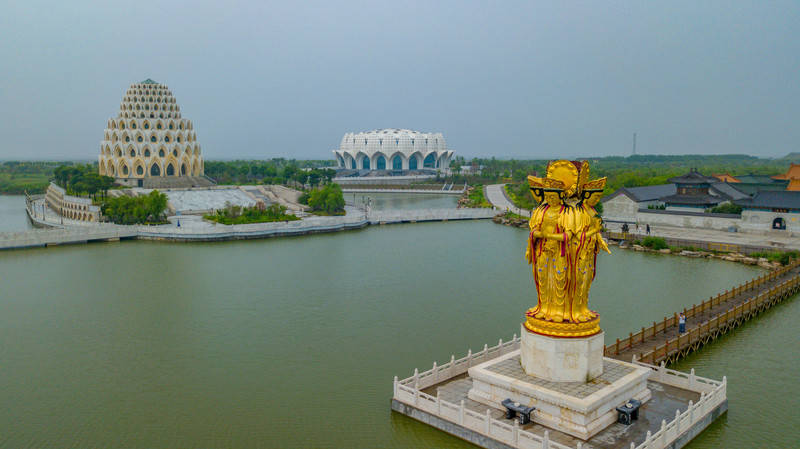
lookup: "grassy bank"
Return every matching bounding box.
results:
[459,185,491,208]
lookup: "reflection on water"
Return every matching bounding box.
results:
[0,218,787,448]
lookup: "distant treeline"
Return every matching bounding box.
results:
[449,153,799,210]
[0,161,80,195]
[204,159,336,186]
[53,165,115,199]
[4,154,798,204]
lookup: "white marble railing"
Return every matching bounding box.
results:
[630,361,727,449]
[633,360,721,394]
[397,335,521,389]
[393,338,727,449]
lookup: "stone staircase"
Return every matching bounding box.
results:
[142,176,215,189]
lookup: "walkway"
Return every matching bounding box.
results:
[604,221,800,252]
[485,184,530,217]
[1,205,495,250]
[607,259,800,365]
[0,226,137,249]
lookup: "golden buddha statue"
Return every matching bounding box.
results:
[523,160,607,338]
[526,177,574,323]
[570,176,610,323]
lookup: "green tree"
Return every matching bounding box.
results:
[307,183,345,215]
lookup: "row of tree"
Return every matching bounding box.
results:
[204,159,336,186]
[53,165,115,199]
[99,191,169,225]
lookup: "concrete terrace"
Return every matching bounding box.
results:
[424,374,700,449]
[392,335,728,449]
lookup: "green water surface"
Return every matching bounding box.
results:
[0,218,792,448]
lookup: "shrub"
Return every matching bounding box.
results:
[642,236,668,250]
[100,190,168,224]
[709,203,743,214]
[307,183,345,215]
[205,202,299,225]
[298,192,310,205]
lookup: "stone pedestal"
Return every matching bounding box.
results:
[520,325,604,382]
[467,349,651,440]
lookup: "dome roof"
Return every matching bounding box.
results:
[333,128,453,171]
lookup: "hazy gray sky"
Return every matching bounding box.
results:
[1,1,798,160]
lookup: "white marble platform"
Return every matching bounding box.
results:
[468,350,651,440]
[520,328,605,382]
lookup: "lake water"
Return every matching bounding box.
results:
[347,192,458,210]
[0,195,33,232]
[0,195,796,448]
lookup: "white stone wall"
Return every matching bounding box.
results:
[740,210,800,234]
[666,205,708,213]
[45,183,101,222]
[635,211,740,231]
[602,195,639,222]
[98,81,204,181]
[333,129,453,170]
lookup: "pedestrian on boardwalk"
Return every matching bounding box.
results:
[646,224,651,235]
[679,313,686,334]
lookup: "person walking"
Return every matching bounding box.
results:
[646,224,651,235]
[678,313,686,334]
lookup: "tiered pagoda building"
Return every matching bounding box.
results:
[98,79,208,188]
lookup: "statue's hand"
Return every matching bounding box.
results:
[598,236,611,254]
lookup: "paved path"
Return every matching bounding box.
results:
[485,184,530,217]
[604,221,800,251]
[2,204,495,250]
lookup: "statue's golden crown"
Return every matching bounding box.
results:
[543,178,565,191]
[527,176,544,189]
[582,177,607,191]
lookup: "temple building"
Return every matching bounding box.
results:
[98,79,211,188]
[737,191,800,232]
[659,169,731,211]
[333,129,454,172]
[771,163,800,191]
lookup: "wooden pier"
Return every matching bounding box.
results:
[607,259,800,365]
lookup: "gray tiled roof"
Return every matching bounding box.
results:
[709,182,749,201]
[736,191,800,210]
[615,184,676,202]
[668,169,719,184]
[661,193,723,206]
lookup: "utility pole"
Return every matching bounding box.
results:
[632,132,637,155]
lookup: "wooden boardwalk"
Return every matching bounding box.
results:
[607,259,800,365]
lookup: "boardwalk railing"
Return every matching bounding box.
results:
[607,259,800,363]
[393,337,727,449]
